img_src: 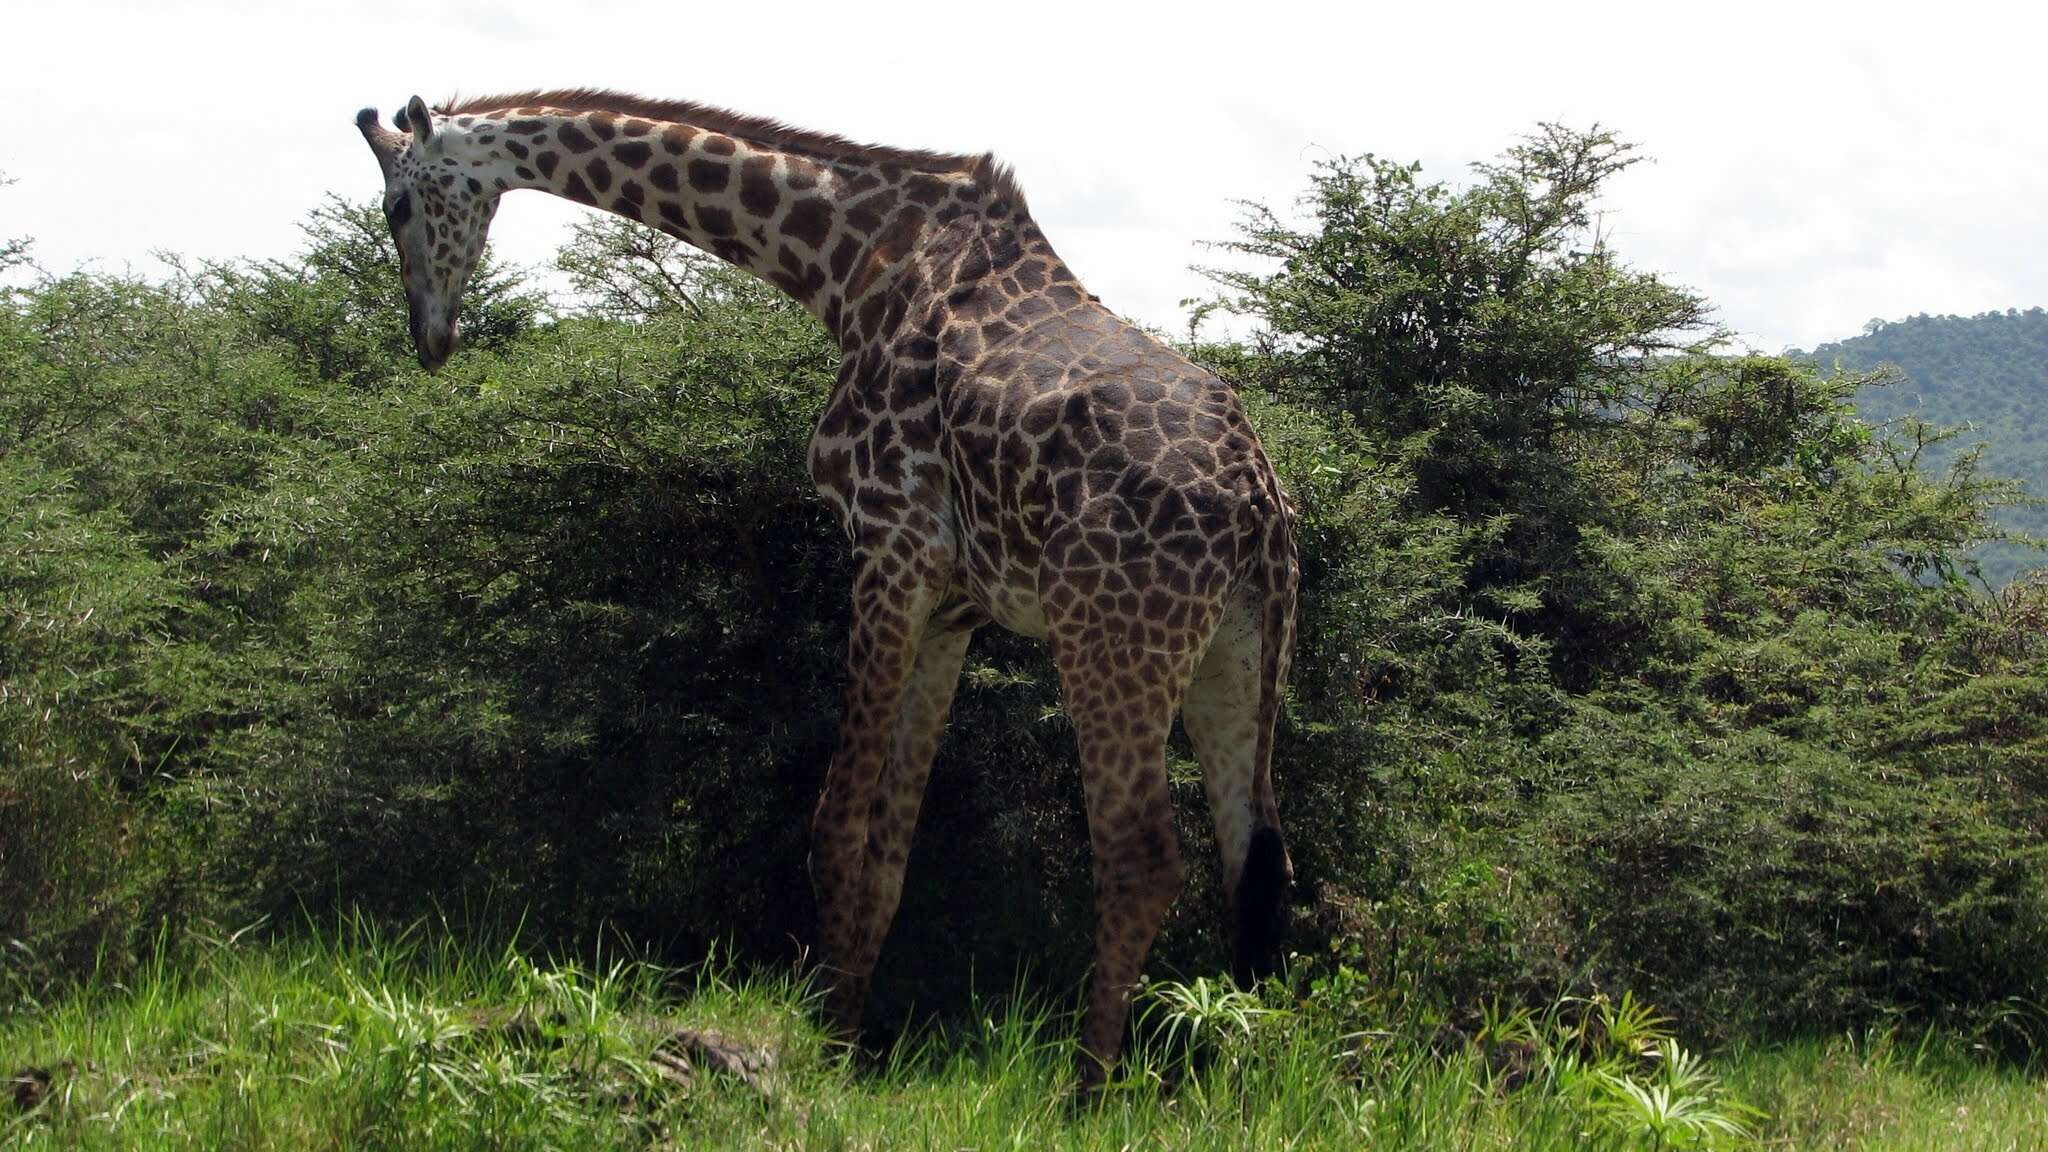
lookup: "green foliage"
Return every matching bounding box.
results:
[1196,128,1724,701]
[1594,1039,1758,1149]
[1135,974,1286,1079]
[1191,127,2045,1041]
[1795,309,2048,587]
[0,267,308,997]
[1198,125,1715,510]
[230,269,851,956]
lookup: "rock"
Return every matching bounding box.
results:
[652,1028,779,1098]
[7,1066,51,1114]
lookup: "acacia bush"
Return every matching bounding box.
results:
[1196,132,2048,1040]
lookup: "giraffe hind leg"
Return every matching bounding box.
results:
[1182,582,1290,986]
[1052,619,1203,1095]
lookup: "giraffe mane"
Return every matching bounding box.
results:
[436,88,1024,205]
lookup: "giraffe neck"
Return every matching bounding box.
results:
[437,105,1015,346]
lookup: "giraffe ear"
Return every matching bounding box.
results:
[404,95,435,141]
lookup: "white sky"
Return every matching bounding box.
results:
[3,0,2042,352]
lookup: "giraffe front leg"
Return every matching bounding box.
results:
[810,563,935,1040]
[845,625,973,991]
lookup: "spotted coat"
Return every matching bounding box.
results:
[356,89,1299,1094]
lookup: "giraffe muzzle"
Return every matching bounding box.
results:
[409,305,457,373]
[416,333,455,373]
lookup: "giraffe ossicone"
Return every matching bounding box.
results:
[357,88,1300,1094]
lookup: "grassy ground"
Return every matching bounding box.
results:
[3,923,2043,1149]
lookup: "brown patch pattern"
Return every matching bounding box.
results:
[360,91,1296,1100]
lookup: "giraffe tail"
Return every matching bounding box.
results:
[1234,482,1297,987]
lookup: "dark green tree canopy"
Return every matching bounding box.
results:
[1199,126,1716,487]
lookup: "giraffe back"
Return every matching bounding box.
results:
[809,209,1287,647]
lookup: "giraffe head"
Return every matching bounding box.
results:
[356,96,500,371]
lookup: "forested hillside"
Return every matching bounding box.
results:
[5,131,2048,1143]
[1794,309,2048,585]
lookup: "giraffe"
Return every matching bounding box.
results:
[356,89,1299,1093]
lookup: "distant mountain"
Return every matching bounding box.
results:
[1791,308,2047,588]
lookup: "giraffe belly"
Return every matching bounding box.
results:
[966,569,1048,635]
[961,565,1048,639]
[945,489,1051,638]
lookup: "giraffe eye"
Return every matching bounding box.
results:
[386,193,413,227]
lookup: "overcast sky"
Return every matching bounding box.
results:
[4,0,2041,352]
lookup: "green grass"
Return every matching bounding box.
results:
[2,924,2042,1149]
[1723,1033,2048,1150]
